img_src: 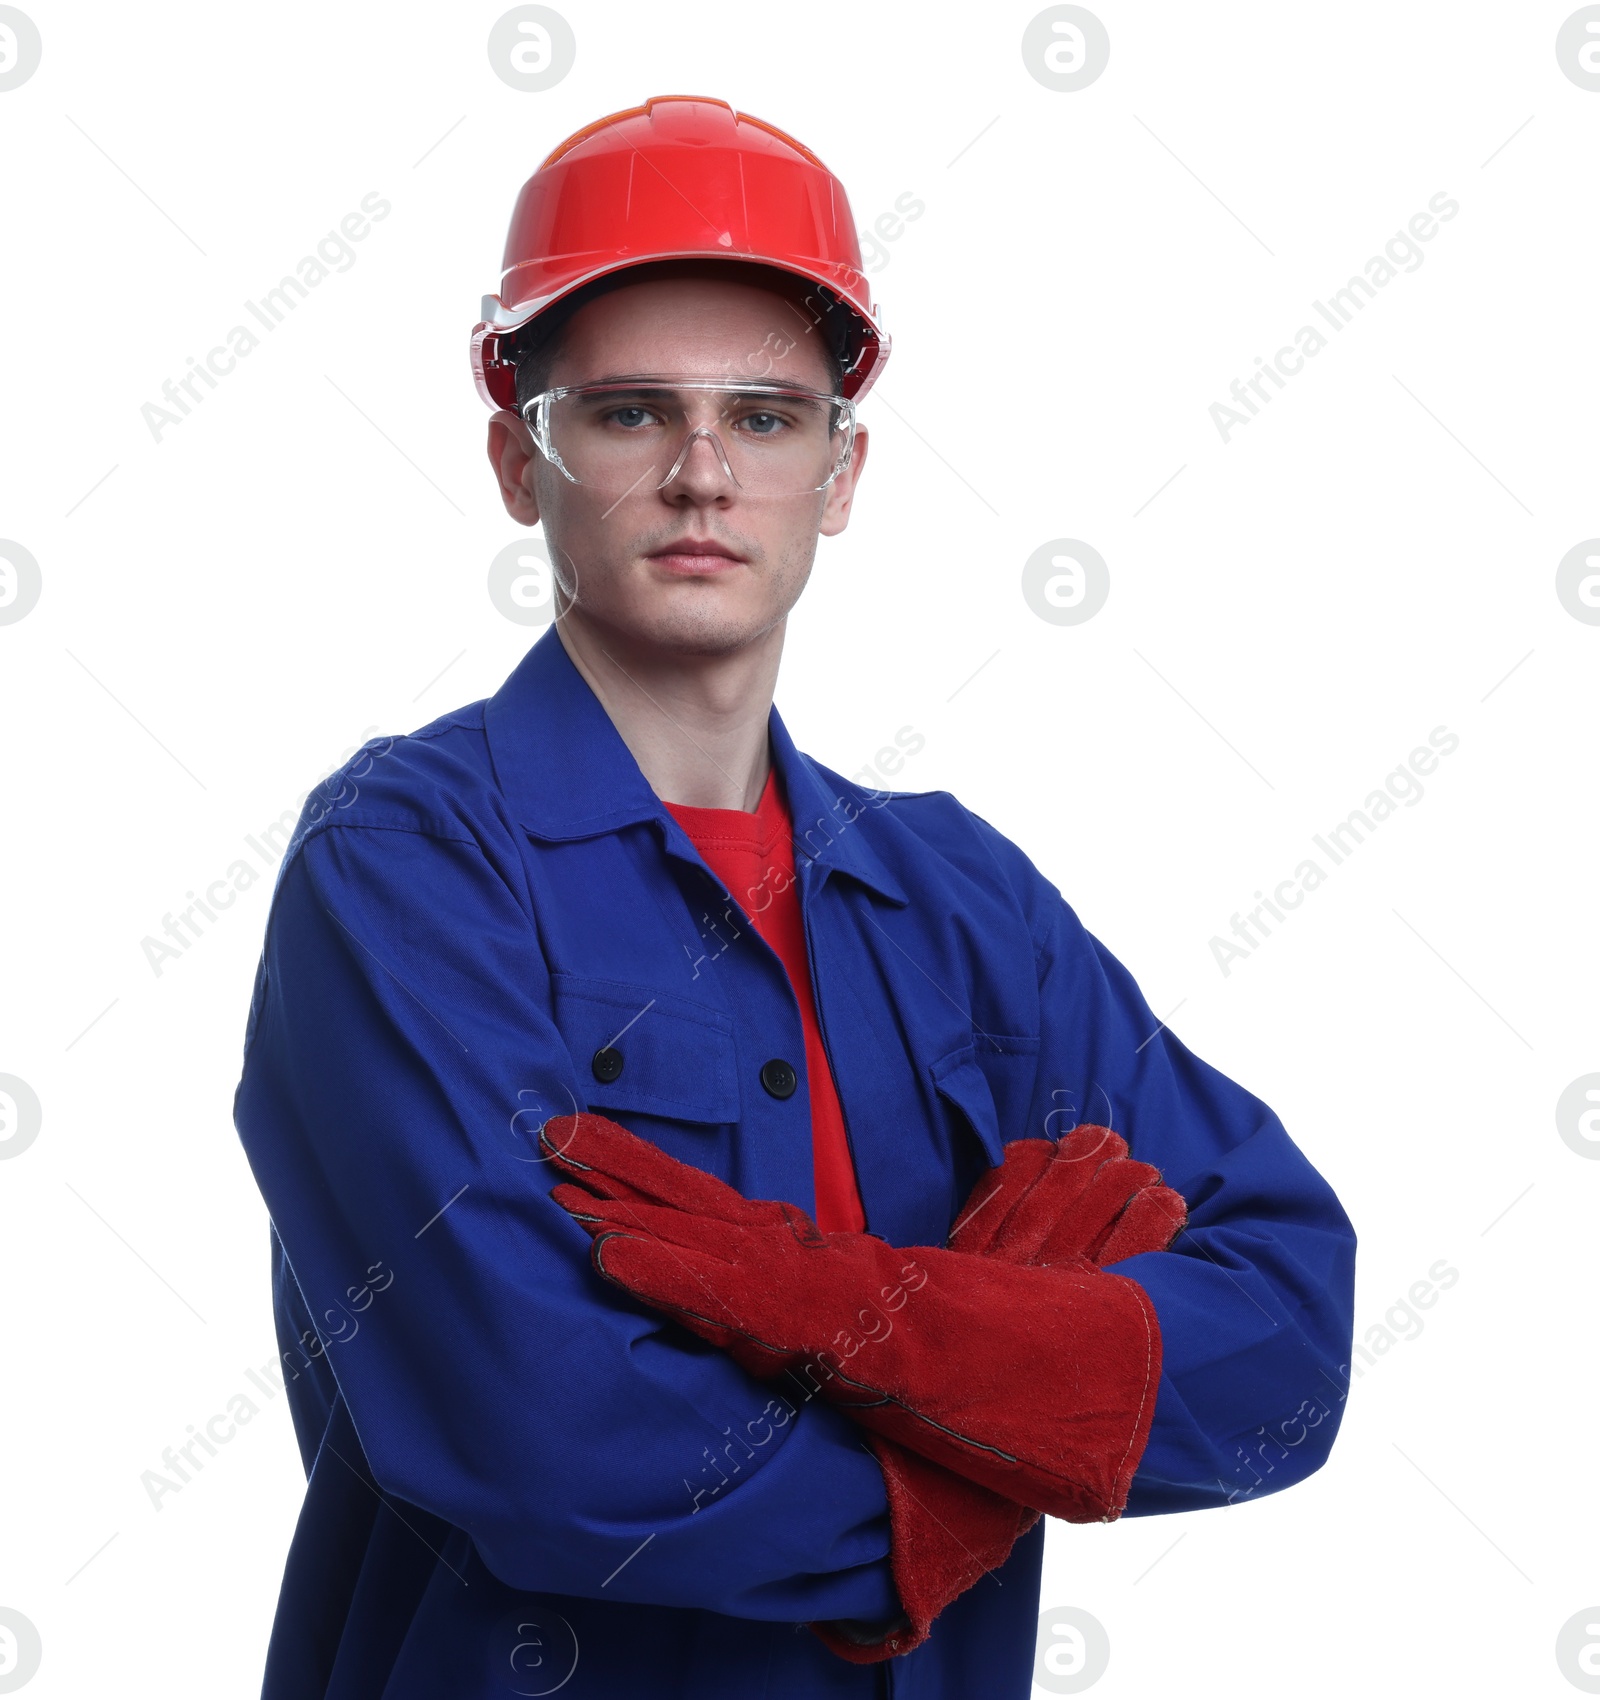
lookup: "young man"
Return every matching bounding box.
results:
[233,96,1356,1699]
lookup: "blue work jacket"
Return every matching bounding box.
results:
[232,623,1356,1699]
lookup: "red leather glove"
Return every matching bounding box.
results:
[811,1127,1188,1661]
[950,1124,1188,1267]
[809,1436,1037,1661]
[543,1114,1162,1523]
[544,1115,1186,1662]
[540,1114,1039,1660]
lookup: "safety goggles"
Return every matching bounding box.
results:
[519,379,857,498]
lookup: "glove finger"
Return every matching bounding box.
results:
[589,1227,768,1344]
[549,1184,750,1259]
[994,1136,1142,1261]
[1027,1158,1161,1264]
[541,1113,776,1224]
[548,1160,776,1221]
[550,1182,712,1241]
[569,1168,810,1244]
[1056,1123,1131,1166]
[549,1179,611,1230]
[948,1140,1055,1256]
[1088,1184,1188,1264]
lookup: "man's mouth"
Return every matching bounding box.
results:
[647,538,747,574]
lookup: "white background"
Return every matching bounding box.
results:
[1,2,1596,1694]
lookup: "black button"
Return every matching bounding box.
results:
[591,1046,624,1084]
[760,1058,798,1099]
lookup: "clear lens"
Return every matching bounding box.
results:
[526,381,855,497]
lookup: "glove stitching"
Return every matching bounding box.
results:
[587,1231,1150,1496]
[1102,1278,1160,1520]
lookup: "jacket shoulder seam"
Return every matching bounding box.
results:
[288,813,488,866]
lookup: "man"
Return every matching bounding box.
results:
[233,95,1356,1699]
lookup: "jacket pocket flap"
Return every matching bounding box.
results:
[928,1044,1007,1168]
[551,974,740,1126]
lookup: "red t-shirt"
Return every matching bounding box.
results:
[663,767,867,1234]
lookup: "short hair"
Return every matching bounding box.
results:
[510,259,852,412]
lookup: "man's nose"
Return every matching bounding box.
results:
[656,424,739,495]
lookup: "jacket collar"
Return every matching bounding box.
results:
[483,624,908,906]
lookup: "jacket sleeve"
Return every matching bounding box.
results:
[1003,846,1357,1515]
[232,814,900,1622]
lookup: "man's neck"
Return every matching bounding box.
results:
[553,611,779,811]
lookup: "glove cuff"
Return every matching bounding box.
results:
[809,1435,1037,1663]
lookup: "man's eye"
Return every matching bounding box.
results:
[739,411,785,436]
[605,406,658,429]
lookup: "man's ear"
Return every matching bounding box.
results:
[487,409,542,524]
[819,423,868,538]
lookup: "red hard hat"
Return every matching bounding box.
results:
[470,94,890,410]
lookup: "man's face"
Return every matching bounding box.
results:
[486,274,869,659]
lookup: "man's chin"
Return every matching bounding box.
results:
[572,598,779,662]
[642,616,774,660]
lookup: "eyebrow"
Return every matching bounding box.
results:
[564,374,834,397]
[574,372,684,386]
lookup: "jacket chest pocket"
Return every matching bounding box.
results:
[929,1036,1042,1170]
[550,972,740,1127]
